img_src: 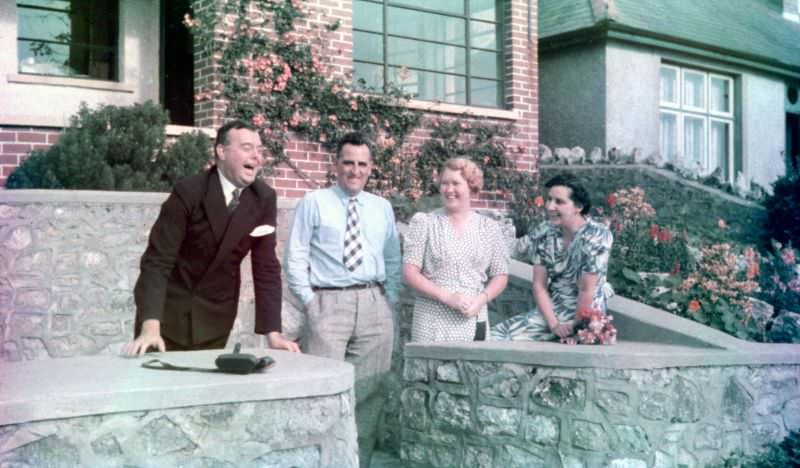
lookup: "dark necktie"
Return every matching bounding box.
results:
[228,188,241,214]
[343,197,363,271]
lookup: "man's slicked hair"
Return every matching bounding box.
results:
[215,119,257,157]
[336,132,372,161]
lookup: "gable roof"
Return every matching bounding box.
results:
[539,0,800,76]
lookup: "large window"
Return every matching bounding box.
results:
[352,0,503,108]
[17,0,118,80]
[660,64,735,181]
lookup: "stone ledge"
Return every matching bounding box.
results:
[404,340,800,369]
[0,349,354,426]
[0,189,299,209]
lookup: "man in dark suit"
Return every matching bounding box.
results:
[124,120,298,355]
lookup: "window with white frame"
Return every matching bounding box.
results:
[352,0,503,108]
[659,64,734,181]
[16,0,119,80]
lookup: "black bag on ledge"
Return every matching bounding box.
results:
[141,343,275,374]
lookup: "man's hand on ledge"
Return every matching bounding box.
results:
[123,319,166,356]
[268,332,301,353]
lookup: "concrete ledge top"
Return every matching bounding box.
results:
[0,189,299,209]
[404,340,800,369]
[0,349,353,426]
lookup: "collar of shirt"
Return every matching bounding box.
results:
[217,169,239,206]
[332,184,362,206]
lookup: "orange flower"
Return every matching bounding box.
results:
[533,195,544,207]
[687,299,701,313]
[607,193,617,208]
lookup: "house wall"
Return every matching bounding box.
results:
[539,43,606,150]
[195,0,539,201]
[0,1,160,129]
[742,72,787,189]
[605,41,660,154]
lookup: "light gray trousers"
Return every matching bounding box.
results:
[305,286,394,468]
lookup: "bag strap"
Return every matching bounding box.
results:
[141,359,219,373]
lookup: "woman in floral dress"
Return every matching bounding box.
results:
[492,174,613,341]
[403,158,509,342]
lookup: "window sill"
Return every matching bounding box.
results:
[7,74,135,93]
[166,124,216,138]
[404,99,522,120]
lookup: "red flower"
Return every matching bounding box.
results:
[251,113,266,127]
[782,248,796,266]
[649,224,659,240]
[688,299,701,313]
[658,228,673,243]
[533,195,544,207]
[607,193,617,208]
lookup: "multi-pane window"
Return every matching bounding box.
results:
[660,64,734,181]
[352,0,503,108]
[17,0,119,80]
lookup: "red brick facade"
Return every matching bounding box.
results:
[0,127,60,186]
[195,0,539,203]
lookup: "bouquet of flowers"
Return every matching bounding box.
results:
[561,308,617,345]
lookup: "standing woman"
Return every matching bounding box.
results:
[403,157,509,342]
[492,174,613,341]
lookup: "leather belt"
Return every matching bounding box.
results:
[312,282,382,292]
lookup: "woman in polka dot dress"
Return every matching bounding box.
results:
[403,158,510,342]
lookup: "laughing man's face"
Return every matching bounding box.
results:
[215,128,264,188]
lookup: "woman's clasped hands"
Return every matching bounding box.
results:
[442,292,487,318]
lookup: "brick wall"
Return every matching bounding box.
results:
[195,0,540,201]
[0,127,61,187]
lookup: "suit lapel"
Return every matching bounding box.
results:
[204,185,259,278]
[204,167,229,243]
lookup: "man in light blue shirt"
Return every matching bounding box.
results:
[284,132,401,467]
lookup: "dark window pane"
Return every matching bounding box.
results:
[17,0,118,80]
[353,61,384,91]
[17,8,70,42]
[388,37,465,74]
[470,20,497,49]
[470,78,500,107]
[388,6,465,45]
[470,49,497,79]
[353,0,382,33]
[389,66,466,104]
[390,0,463,15]
[353,31,383,63]
[470,0,496,20]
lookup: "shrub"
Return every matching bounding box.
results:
[763,174,800,248]
[7,102,211,191]
[709,429,800,467]
[757,240,800,315]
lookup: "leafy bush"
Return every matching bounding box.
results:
[710,429,800,468]
[6,102,211,191]
[757,240,800,315]
[763,174,800,248]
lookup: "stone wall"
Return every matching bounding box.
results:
[0,394,355,467]
[0,190,299,361]
[397,354,800,467]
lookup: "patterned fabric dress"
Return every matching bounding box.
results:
[491,219,613,341]
[404,209,510,342]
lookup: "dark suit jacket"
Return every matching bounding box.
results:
[133,167,282,349]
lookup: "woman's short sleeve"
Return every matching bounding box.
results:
[403,212,429,267]
[580,223,613,275]
[486,218,510,276]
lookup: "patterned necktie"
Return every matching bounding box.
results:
[228,188,241,214]
[343,197,363,271]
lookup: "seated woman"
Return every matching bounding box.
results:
[403,157,509,342]
[492,174,613,341]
